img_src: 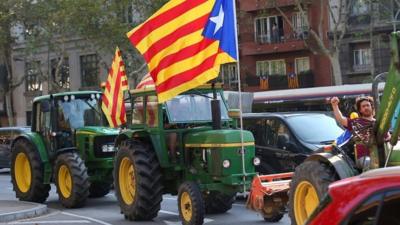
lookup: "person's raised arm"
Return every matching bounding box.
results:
[331,97,348,127]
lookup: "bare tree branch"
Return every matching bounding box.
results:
[318,0,324,39]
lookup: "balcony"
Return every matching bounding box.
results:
[239,0,297,12]
[352,64,371,73]
[245,71,314,90]
[241,32,308,56]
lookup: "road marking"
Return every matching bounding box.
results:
[159,210,179,216]
[160,211,213,223]
[9,220,90,224]
[233,203,246,207]
[61,212,113,225]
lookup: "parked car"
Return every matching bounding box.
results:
[306,166,400,225]
[243,112,343,174]
[0,127,30,169]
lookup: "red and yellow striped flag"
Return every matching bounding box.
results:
[102,47,129,128]
[127,0,237,103]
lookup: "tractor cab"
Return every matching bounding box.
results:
[32,91,108,155]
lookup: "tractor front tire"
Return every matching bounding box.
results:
[89,182,111,198]
[114,140,163,221]
[11,139,50,203]
[54,152,90,208]
[204,191,235,214]
[288,161,338,225]
[178,182,205,225]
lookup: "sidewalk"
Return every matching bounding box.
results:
[0,200,47,223]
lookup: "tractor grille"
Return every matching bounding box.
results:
[93,135,117,158]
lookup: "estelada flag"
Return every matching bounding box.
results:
[127,0,238,103]
[102,47,129,128]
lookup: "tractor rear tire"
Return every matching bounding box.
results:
[204,191,235,214]
[288,161,338,225]
[263,212,284,222]
[11,139,50,203]
[89,182,111,198]
[114,140,163,221]
[178,182,205,225]
[54,152,90,208]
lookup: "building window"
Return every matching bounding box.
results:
[256,60,286,77]
[51,58,70,89]
[353,48,371,71]
[351,0,369,16]
[80,54,99,87]
[25,61,42,92]
[291,12,309,39]
[295,57,310,74]
[255,16,283,44]
[219,63,238,88]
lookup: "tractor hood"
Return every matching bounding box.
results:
[184,129,254,147]
[76,127,119,136]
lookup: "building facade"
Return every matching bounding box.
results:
[337,0,399,84]
[219,0,333,92]
[10,37,111,126]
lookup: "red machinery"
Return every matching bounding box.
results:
[246,172,293,222]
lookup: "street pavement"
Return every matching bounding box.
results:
[0,169,290,225]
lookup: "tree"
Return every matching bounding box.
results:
[265,0,352,85]
[0,0,167,126]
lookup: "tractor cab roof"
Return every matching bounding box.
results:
[130,83,224,95]
[33,91,102,103]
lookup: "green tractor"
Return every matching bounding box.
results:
[10,91,119,208]
[113,84,258,225]
[288,32,400,225]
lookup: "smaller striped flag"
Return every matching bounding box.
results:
[259,75,269,90]
[288,72,299,89]
[102,47,129,128]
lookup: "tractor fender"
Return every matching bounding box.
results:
[11,133,52,183]
[56,147,78,156]
[305,153,359,179]
[114,130,150,147]
[114,130,168,167]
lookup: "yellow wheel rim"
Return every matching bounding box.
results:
[58,165,72,198]
[294,181,319,225]
[180,192,193,222]
[119,157,136,205]
[14,152,32,193]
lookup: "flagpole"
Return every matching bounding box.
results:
[232,0,247,193]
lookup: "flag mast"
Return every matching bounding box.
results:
[232,0,247,192]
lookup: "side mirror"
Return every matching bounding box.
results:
[40,101,51,112]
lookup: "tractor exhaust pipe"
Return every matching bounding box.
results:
[211,83,221,130]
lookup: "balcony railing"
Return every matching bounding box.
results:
[255,29,309,45]
[245,71,314,90]
[353,64,371,72]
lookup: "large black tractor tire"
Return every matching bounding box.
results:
[11,139,50,203]
[54,152,90,208]
[288,160,338,225]
[263,212,284,222]
[204,191,235,214]
[114,140,163,221]
[89,182,112,198]
[178,182,205,225]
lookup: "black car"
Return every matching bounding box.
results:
[243,112,343,174]
[0,127,30,169]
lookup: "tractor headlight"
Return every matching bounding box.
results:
[253,157,261,166]
[222,160,231,168]
[102,144,115,152]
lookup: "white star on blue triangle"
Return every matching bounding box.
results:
[203,0,238,60]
